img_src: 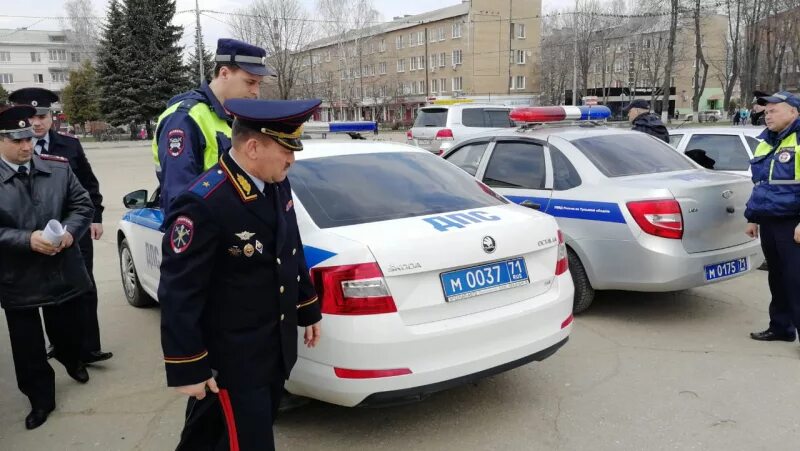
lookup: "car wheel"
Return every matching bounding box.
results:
[119,238,156,308]
[568,248,595,314]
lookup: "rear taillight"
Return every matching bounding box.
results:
[310,262,397,315]
[435,128,453,140]
[334,367,412,379]
[555,230,568,275]
[626,200,683,239]
[561,314,574,329]
[406,129,413,139]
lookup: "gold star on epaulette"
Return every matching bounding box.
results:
[202,181,210,188]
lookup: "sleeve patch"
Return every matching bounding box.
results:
[170,216,194,253]
[167,129,186,157]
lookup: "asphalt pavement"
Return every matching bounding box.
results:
[0,140,798,450]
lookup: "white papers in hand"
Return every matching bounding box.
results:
[42,219,67,246]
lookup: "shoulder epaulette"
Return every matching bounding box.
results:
[188,166,226,198]
[57,131,78,140]
[177,98,201,113]
[39,154,69,163]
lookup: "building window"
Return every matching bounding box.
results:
[418,31,424,46]
[49,49,67,61]
[30,52,41,62]
[438,27,446,41]
[325,51,331,62]
[614,61,623,73]
[396,35,404,49]
[420,80,426,94]
[379,39,386,53]
[0,52,10,62]
[643,38,651,49]
[641,60,650,70]
[452,21,463,39]
[515,49,526,64]
[514,75,525,90]
[452,76,463,92]
[440,78,447,93]
[33,74,44,83]
[410,56,418,71]
[431,78,438,93]
[439,52,447,67]
[418,56,425,70]
[0,74,13,84]
[71,52,80,63]
[379,62,387,75]
[515,23,526,39]
[397,59,405,72]
[409,32,417,47]
[430,54,437,69]
[452,49,463,65]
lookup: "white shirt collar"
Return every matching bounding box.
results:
[33,132,49,155]
[1,155,30,173]
[229,150,266,194]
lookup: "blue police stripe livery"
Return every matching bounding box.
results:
[303,245,338,268]
[506,196,626,224]
[188,169,226,198]
[122,208,164,231]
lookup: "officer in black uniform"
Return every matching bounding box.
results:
[622,99,670,143]
[9,87,112,364]
[0,105,94,429]
[159,98,323,450]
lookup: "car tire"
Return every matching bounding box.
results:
[119,238,156,308]
[568,249,595,314]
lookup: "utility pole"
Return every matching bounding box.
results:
[571,2,578,106]
[195,0,204,84]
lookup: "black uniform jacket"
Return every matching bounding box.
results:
[159,152,321,390]
[46,130,104,223]
[632,112,670,143]
[0,155,94,310]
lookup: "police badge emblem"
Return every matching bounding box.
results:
[167,129,185,157]
[255,240,263,254]
[228,246,242,257]
[778,151,792,164]
[235,231,255,241]
[243,243,255,257]
[170,216,194,254]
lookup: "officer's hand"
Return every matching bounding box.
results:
[90,223,104,240]
[794,224,800,244]
[304,322,321,348]
[60,232,74,250]
[30,231,60,256]
[175,377,219,400]
[745,223,759,239]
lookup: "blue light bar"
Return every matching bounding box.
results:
[578,105,611,121]
[327,121,377,133]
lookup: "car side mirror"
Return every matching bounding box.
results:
[123,189,148,209]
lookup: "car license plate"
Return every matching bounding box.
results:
[417,139,431,146]
[704,257,748,281]
[441,257,530,302]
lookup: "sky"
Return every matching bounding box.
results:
[0,0,560,54]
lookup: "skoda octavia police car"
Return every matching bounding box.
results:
[118,141,574,407]
[442,106,764,313]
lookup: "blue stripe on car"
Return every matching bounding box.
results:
[303,246,338,268]
[122,209,164,231]
[506,196,626,224]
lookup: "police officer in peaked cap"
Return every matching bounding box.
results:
[159,98,322,450]
[153,38,276,220]
[8,87,111,365]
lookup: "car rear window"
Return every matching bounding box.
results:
[413,108,448,127]
[685,134,751,171]
[461,108,514,127]
[289,152,507,228]
[571,134,695,177]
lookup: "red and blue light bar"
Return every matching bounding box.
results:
[509,105,612,123]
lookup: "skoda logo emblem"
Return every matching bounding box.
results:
[482,236,496,253]
[721,189,734,199]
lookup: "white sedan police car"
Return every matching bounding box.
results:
[442,106,764,313]
[118,141,574,407]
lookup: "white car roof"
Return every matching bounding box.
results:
[420,103,511,111]
[466,124,642,142]
[296,141,426,160]
[669,127,763,136]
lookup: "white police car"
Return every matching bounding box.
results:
[117,141,574,407]
[442,106,764,313]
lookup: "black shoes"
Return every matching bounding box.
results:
[83,351,113,364]
[25,407,54,430]
[66,364,90,384]
[750,329,796,342]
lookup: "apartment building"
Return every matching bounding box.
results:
[0,29,84,103]
[546,14,730,119]
[297,0,541,123]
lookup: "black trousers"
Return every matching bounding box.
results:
[760,218,800,336]
[176,380,285,451]
[4,299,84,410]
[77,233,102,355]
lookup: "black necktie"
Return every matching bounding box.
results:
[36,139,47,154]
[17,165,31,192]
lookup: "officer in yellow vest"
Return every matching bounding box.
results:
[153,39,273,217]
[745,91,800,343]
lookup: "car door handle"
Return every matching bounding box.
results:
[520,200,541,210]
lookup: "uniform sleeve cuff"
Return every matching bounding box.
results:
[297,298,321,327]
[164,352,212,387]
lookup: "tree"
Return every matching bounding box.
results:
[0,84,8,104]
[660,0,680,121]
[691,0,710,120]
[61,0,100,63]
[96,0,190,133]
[187,38,214,84]
[62,60,101,133]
